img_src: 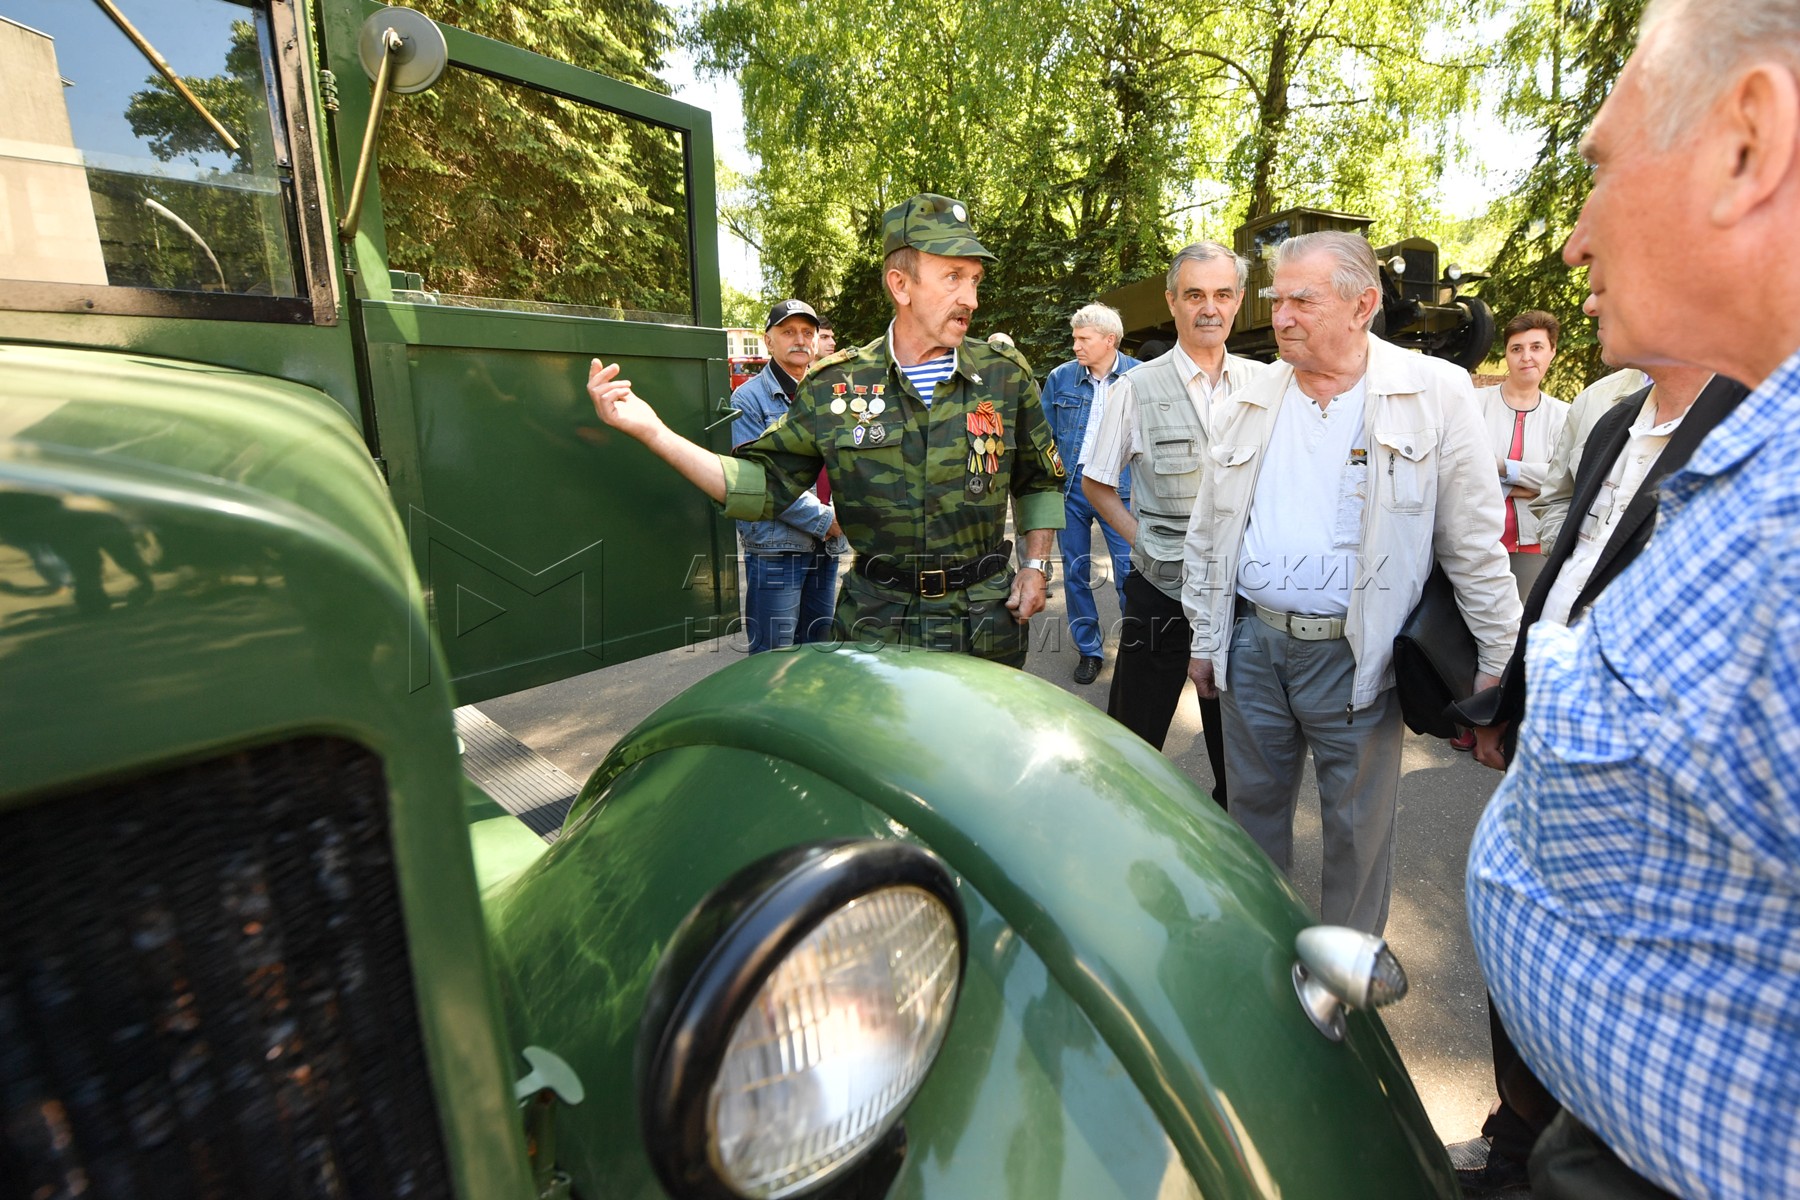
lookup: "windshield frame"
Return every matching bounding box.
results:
[0,0,338,327]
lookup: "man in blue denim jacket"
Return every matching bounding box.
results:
[1040,304,1138,683]
[730,299,849,652]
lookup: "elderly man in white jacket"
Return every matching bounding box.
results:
[1181,231,1521,933]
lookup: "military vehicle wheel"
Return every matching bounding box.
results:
[1442,296,1495,371]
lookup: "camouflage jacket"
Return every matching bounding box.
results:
[718,332,1065,662]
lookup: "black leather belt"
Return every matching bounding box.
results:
[855,542,1013,599]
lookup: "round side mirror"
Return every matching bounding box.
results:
[357,6,449,95]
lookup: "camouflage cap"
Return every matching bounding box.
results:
[881,194,997,262]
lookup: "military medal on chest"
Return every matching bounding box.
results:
[966,400,1004,495]
[840,381,888,445]
[864,383,887,440]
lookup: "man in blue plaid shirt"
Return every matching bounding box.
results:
[1466,2,1800,1197]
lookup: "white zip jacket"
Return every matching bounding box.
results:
[1181,333,1522,711]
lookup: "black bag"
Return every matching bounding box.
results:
[1392,563,1477,739]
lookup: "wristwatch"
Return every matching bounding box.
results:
[1019,557,1053,582]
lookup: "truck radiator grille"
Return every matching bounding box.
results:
[0,738,454,1200]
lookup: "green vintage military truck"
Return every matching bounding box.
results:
[1102,206,1497,371]
[0,3,1456,1198]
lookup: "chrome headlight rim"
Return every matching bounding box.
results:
[638,839,966,1200]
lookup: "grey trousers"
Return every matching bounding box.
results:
[1220,614,1405,934]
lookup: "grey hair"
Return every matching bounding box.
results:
[1636,0,1800,149]
[1165,240,1249,295]
[1069,303,1124,340]
[1273,232,1381,326]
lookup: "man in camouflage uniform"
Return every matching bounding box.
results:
[585,193,1065,667]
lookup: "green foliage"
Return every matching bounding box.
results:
[689,0,1491,366]
[125,21,267,172]
[690,0,1206,362]
[117,20,294,293]
[406,0,675,90]
[373,0,693,318]
[1192,0,1483,230]
[1473,0,1646,397]
[115,2,696,314]
[719,280,767,329]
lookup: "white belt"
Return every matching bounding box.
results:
[1243,598,1345,641]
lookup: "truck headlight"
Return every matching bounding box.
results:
[640,841,965,1199]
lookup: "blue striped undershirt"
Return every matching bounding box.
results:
[888,326,958,405]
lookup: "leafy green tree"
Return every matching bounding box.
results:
[125,21,266,172]
[409,0,675,86]
[119,19,291,293]
[689,0,1491,367]
[689,0,1209,365]
[1474,0,1646,396]
[374,0,694,318]
[1188,0,1484,229]
[719,280,767,329]
[116,1,696,314]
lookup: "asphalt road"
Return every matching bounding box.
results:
[478,554,1511,1164]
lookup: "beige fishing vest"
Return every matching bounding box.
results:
[1128,355,1211,599]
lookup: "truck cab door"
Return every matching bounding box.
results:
[323,4,736,703]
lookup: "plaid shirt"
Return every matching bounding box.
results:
[1467,348,1800,1200]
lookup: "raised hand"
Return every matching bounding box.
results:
[586,360,666,443]
[582,359,728,503]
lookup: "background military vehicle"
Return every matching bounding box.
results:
[1,3,1456,1198]
[1101,207,1497,371]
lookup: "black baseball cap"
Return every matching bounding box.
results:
[765,299,820,330]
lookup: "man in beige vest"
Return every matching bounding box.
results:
[1083,242,1266,806]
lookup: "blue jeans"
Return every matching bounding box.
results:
[1059,486,1132,658]
[743,548,840,653]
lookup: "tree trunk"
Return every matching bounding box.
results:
[1246,15,1293,222]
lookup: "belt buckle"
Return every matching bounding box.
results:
[918,569,948,599]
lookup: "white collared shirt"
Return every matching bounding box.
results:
[1540,391,1685,626]
[1081,347,1257,488]
[1237,376,1369,617]
[1074,353,1121,467]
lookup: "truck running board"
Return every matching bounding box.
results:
[455,706,580,841]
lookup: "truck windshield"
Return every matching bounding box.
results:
[0,0,300,298]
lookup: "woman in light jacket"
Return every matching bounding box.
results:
[1477,311,1569,565]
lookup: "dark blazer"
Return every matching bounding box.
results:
[1455,374,1750,755]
